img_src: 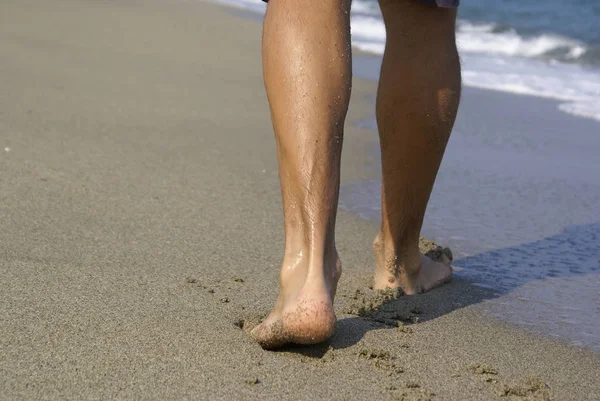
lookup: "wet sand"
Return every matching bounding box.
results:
[1,0,599,400]
[345,55,600,353]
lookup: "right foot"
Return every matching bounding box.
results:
[250,252,341,349]
[372,234,452,295]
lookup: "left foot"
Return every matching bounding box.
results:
[249,252,342,349]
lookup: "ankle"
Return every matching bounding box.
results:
[282,242,341,278]
[373,232,421,275]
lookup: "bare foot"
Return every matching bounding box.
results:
[250,252,342,349]
[372,234,452,295]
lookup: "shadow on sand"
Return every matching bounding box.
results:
[275,222,600,357]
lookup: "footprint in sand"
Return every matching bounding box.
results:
[467,364,551,400]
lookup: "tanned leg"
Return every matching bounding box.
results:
[373,1,461,294]
[250,0,352,349]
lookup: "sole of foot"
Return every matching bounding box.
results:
[250,257,341,349]
[250,295,336,349]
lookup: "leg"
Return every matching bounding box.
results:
[250,0,352,349]
[373,1,461,294]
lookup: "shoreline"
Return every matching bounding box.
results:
[342,54,600,353]
[337,45,600,354]
[1,1,599,399]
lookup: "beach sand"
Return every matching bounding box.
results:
[1,0,599,399]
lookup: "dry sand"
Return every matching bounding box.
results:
[1,0,599,400]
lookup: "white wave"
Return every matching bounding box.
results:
[350,13,600,122]
[459,53,600,121]
[352,15,590,62]
[456,21,588,60]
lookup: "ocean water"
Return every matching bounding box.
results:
[212,0,600,121]
[338,85,600,352]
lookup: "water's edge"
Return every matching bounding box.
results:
[345,53,600,354]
